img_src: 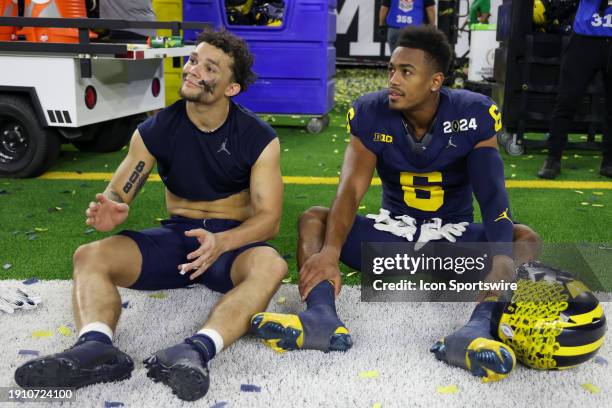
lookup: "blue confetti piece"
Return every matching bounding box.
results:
[121,301,130,309]
[594,356,608,366]
[104,402,125,408]
[240,384,261,393]
[18,350,39,356]
[23,278,39,285]
[210,402,228,408]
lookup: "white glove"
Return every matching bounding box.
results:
[0,287,41,314]
[366,208,417,241]
[415,219,470,250]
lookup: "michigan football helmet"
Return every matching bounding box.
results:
[496,262,606,370]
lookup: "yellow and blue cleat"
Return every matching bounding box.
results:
[431,337,516,383]
[250,312,353,353]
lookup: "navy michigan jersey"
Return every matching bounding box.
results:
[347,87,503,223]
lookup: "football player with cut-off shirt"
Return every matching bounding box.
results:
[251,25,542,382]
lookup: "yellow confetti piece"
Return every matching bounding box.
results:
[333,149,339,154]
[510,164,516,168]
[282,277,292,284]
[593,192,604,196]
[437,384,458,394]
[284,148,290,152]
[562,155,568,160]
[34,227,48,232]
[347,271,357,278]
[276,297,286,304]
[373,403,382,408]
[574,154,582,158]
[511,174,516,178]
[32,330,53,339]
[155,217,164,222]
[359,370,379,378]
[592,204,604,207]
[581,383,600,394]
[55,207,63,211]
[581,202,590,206]
[57,326,72,336]
[148,292,166,299]
[358,205,366,210]
[574,190,584,194]
[344,138,350,142]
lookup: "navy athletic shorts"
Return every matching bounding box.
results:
[118,216,271,293]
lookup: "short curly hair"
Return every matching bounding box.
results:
[196,28,257,91]
[396,25,453,75]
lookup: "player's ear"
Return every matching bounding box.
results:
[430,72,444,92]
[225,82,241,97]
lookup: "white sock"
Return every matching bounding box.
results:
[79,322,113,343]
[197,328,224,354]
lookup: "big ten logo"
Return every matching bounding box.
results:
[373,133,394,143]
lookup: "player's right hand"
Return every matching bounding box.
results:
[298,249,342,301]
[85,193,129,232]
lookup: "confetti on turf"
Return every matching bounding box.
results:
[334,149,339,154]
[574,190,584,194]
[282,277,292,284]
[34,227,48,232]
[148,292,166,299]
[155,218,164,222]
[210,402,228,408]
[359,370,379,378]
[84,228,95,235]
[358,205,366,210]
[593,192,604,196]
[345,138,350,142]
[57,326,72,336]
[594,356,608,366]
[511,174,516,178]
[18,350,39,356]
[104,402,125,408]
[510,164,516,168]
[2,263,12,270]
[436,384,458,394]
[23,278,39,285]
[122,301,130,309]
[240,384,261,393]
[592,204,604,207]
[574,154,581,158]
[284,148,290,152]
[580,202,590,206]
[581,383,600,394]
[32,330,53,339]
[562,155,568,160]
[347,272,357,278]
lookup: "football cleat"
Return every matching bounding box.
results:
[144,341,210,401]
[431,337,516,382]
[14,340,133,389]
[250,312,352,352]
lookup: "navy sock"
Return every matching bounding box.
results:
[78,331,112,346]
[306,280,337,314]
[187,334,216,364]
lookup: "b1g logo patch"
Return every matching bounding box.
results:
[442,118,478,134]
[373,132,393,143]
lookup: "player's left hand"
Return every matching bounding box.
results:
[178,228,225,280]
[477,255,516,302]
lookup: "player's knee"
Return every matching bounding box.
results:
[72,242,109,278]
[513,225,542,264]
[298,206,329,230]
